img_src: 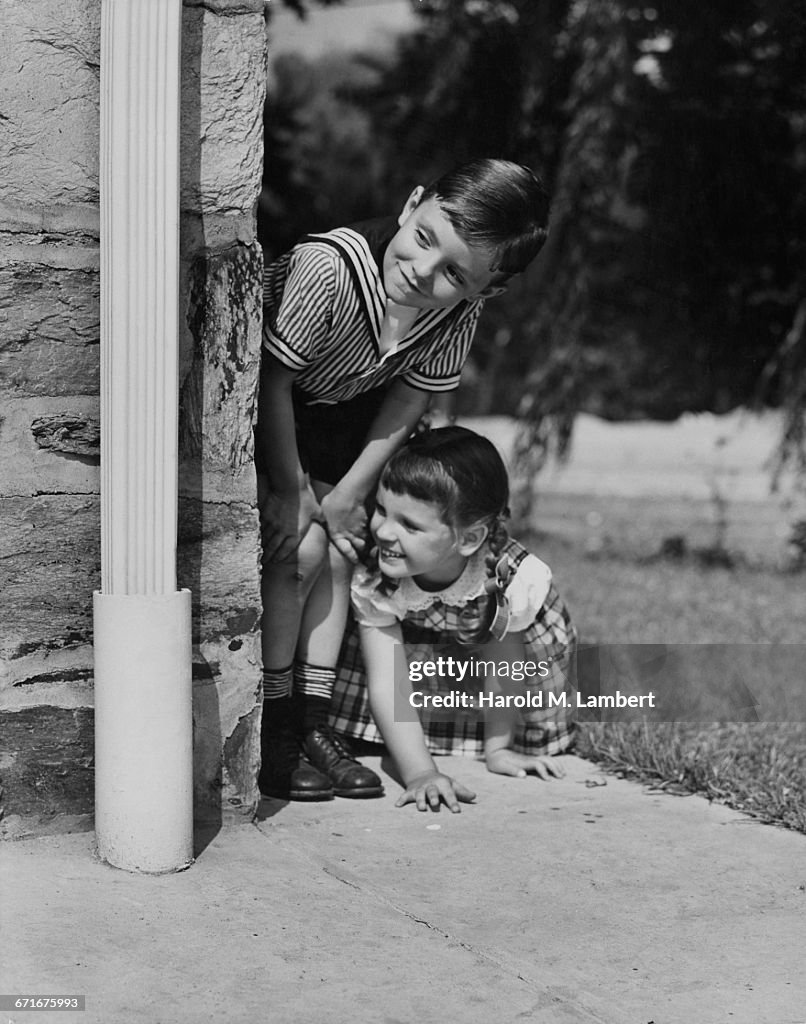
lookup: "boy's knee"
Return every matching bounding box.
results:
[296,530,329,581]
[262,528,328,585]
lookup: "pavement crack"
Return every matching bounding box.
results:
[255,822,613,1023]
[321,865,362,891]
[317,856,555,995]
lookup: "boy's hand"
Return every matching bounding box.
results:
[485,748,566,780]
[396,769,476,813]
[259,482,323,563]
[320,488,368,563]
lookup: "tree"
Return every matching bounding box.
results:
[349,0,571,207]
[258,52,384,257]
[260,0,806,481]
[507,0,640,515]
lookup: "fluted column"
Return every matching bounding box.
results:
[94,0,193,873]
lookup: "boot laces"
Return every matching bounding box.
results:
[315,727,356,765]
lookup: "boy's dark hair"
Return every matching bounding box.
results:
[420,159,549,277]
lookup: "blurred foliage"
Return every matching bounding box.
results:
[269,0,344,20]
[258,51,386,258]
[260,0,806,468]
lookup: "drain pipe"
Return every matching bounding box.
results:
[94,0,193,873]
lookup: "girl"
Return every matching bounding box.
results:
[330,426,576,811]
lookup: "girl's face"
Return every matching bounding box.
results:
[371,485,479,590]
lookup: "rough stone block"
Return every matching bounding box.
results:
[0,638,94,714]
[0,0,100,206]
[0,200,99,237]
[0,256,100,398]
[0,706,95,838]
[0,396,100,497]
[30,413,100,459]
[177,497,261,643]
[180,5,267,215]
[180,241,263,475]
[193,637,261,822]
[0,495,99,662]
[184,0,264,12]
[178,495,261,817]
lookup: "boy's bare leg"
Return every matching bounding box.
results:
[259,523,328,670]
[292,479,383,797]
[296,477,355,674]
[296,546,353,669]
[258,481,335,801]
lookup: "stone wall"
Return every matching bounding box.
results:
[0,0,267,837]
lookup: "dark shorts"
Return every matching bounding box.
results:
[291,386,389,486]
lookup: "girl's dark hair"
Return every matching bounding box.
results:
[420,159,549,277]
[378,426,511,643]
[381,425,509,532]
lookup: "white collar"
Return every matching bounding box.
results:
[395,547,490,612]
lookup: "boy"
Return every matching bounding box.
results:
[256,158,549,801]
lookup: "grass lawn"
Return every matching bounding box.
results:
[460,413,806,833]
[521,491,806,834]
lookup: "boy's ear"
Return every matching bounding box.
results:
[398,186,424,226]
[476,274,512,300]
[457,522,489,557]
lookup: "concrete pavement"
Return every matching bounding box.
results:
[2,754,805,1024]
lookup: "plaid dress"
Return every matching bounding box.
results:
[330,538,576,759]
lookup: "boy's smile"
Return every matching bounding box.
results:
[382,191,499,310]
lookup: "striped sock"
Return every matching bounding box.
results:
[262,665,293,701]
[294,662,336,732]
[293,662,335,701]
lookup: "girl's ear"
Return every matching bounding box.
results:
[398,186,424,226]
[457,522,489,557]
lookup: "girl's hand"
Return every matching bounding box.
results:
[396,769,477,813]
[485,748,566,780]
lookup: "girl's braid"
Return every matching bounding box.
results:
[457,507,512,647]
[484,506,511,576]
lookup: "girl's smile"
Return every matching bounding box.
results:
[371,485,471,590]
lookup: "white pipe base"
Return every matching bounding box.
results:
[94,590,193,873]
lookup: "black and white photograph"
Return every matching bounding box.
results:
[2,0,805,1021]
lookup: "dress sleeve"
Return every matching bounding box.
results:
[506,554,553,632]
[262,243,337,372]
[350,564,401,628]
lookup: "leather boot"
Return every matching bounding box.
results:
[304,725,384,799]
[259,701,333,801]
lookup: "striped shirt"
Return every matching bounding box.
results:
[262,218,485,405]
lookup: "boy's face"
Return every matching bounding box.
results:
[382,189,502,310]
